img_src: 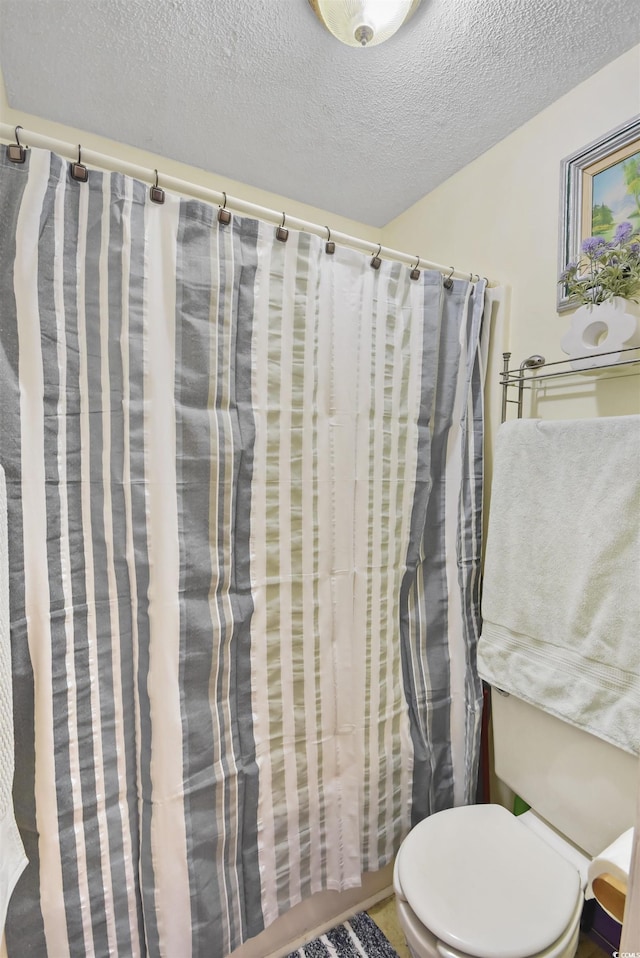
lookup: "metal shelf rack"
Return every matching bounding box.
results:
[500,345,640,422]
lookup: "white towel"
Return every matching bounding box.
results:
[0,467,27,935]
[477,416,640,755]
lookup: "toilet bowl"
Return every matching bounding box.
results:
[393,804,583,958]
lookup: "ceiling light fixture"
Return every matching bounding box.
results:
[308,0,421,48]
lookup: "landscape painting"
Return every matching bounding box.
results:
[591,147,640,240]
[559,118,640,310]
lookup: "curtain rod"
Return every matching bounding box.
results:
[1,123,492,284]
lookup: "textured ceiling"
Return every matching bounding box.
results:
[1,0,639,227]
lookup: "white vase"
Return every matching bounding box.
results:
[560,296,640,371]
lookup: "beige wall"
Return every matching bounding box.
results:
[384,45,640,423]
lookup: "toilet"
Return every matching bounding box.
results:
[393,689,638,958]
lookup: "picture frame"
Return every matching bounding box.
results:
[557,115,640,311]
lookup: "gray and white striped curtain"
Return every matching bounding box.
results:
[0,148,488,958]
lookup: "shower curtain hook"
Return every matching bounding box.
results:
[370,244,382,270]
[443,266,455,290]
[150,169,165,205]
[325,225,335,255]
[218,191,232,225]
[276,211,289,243]
[410,256,421,281]
[6,125,27,163]
[70,143,89,182]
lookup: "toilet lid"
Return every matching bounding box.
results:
[397,804,580,958]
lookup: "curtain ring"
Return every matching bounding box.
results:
[150,168,165,205]
[410,256,421,281]
[276,211,289,243]
[218,190,231,224]
[325,225,335,255]
[70,142,89,182]
[371,244,382,270]
[6,124,27,163]
[443,266,455,290]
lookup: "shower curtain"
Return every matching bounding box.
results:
[0,147,488,958]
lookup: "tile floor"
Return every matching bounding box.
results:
[368,896,608,958]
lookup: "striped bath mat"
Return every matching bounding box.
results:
[286,911,400,957]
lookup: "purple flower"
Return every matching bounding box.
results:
[629,242,640,257]
[614,222,634,243]
[581,236,606,255]
[560,261,579,282]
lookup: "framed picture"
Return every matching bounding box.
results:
[558,115,640,311]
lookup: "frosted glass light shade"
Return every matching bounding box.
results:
[309,0,421,47]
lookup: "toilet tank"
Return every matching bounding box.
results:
[491,689,638,857]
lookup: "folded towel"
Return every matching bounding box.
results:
[0,467,27,935]
[477,416,640,754]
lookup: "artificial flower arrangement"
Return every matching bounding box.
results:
[559,221,640,307]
